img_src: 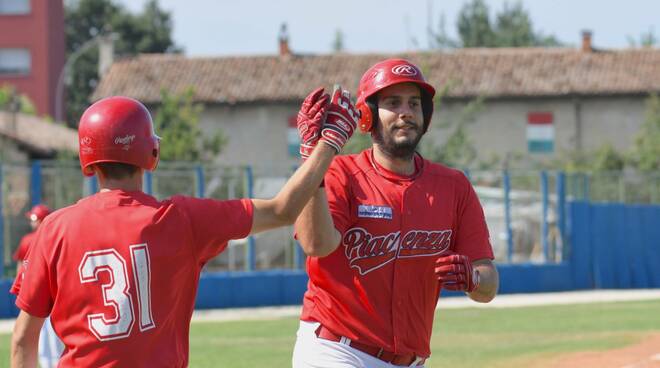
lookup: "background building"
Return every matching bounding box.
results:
[0,0,65,117]
[93,33,660,169]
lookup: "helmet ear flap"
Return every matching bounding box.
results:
[357,101,373,133]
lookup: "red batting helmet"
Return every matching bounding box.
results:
[25,204,51,222]
[78,96,160,176]
[355,58,436,133]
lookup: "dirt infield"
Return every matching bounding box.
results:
[537,333,660,368]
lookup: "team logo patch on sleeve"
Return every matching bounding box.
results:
[357,205,393,220]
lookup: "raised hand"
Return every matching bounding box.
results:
[319,85,358,153]
[297,87,330,161]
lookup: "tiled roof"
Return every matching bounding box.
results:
[93,48,660,104]
[0,112,78,155]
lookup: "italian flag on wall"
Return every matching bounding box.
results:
[288,116,299,157]
[527,112,554,153]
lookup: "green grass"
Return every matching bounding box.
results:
[2,299,660,367]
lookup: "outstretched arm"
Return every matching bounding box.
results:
[250,144,336,234]
[295,86,359,256]
[11,310,44,368]
[250,86,357,235]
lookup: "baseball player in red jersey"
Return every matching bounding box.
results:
[14,205,51,276]
[13,204,64,368]
[11,92,356,367]
[292,59,499,367]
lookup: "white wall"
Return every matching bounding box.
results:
[426,95,646,166]
[199,103,299,171]
[197,95,648,169]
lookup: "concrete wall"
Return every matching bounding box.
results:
[428,96,646,165]
[199,103,300,170]
[196,95,647,169]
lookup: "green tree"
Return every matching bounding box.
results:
[428,13,460,49]
[153,88,226,162]
[627,27,658,47]
[592,143,626,171]
[332,29,345,52]
[457,0,496,47]
[628,94,660,171]
[64,0,181,127]
[421,96,485,168]
[0,85,36,114]
[342,131,372,154]
[493,1,534,47]
[431,0,563,49]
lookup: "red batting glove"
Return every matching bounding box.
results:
[297,87,330,161]
[435,253,480,293]
[319,85,358,153]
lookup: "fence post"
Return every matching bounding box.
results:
[540,171,549,262]
[195,165,205,198]
[245,166,256,271]
[557,171,567,260]
[503,170,513,262]
[86,176,99,196]
[618,174,626,203]
[144,172,153,196]
[30,160,42,206]
[582,173,590,201]
[0,164,4,277]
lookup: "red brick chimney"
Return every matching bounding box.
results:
[581,30,593,52]
[278,23,291,57]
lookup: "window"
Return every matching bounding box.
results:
[0,49,31,75]
[0,0,30,14]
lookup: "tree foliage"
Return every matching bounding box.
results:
[457,0,496,47]
[430,0,562,49]
[153,88,226,162]
[64,0,181,126]
[628,94,660,171]
[421,96,484,168]
[0,85,36,114]
[332,29,345,52]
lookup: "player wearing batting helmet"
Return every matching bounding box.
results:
[11,93,357,367]
[13,204,63,368]
[292,59,499,367]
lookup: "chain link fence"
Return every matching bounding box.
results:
[1,160,659,277]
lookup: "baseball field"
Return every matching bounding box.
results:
[1,298,659,367]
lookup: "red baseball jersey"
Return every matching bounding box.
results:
[14,231,35,261]
[13,231,35,277]
[301,149,493,358]
[12,190,252,367]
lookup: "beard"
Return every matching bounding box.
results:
[372,120,424,160]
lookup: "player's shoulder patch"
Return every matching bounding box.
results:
[357,204,393,220]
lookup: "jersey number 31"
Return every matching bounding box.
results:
[78,244,155,341]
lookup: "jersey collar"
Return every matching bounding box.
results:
[365,148,424,182]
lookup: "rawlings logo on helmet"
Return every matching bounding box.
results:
[114,135,136,145]
[391,64,418,76]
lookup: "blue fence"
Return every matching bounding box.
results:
[3,161,596,277]
[570,202,660,289]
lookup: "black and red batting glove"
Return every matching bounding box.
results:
[319,84,358,153]
[435,253,480,293]
[297,86,330,162]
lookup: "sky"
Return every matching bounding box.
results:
[117,0,659,57]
